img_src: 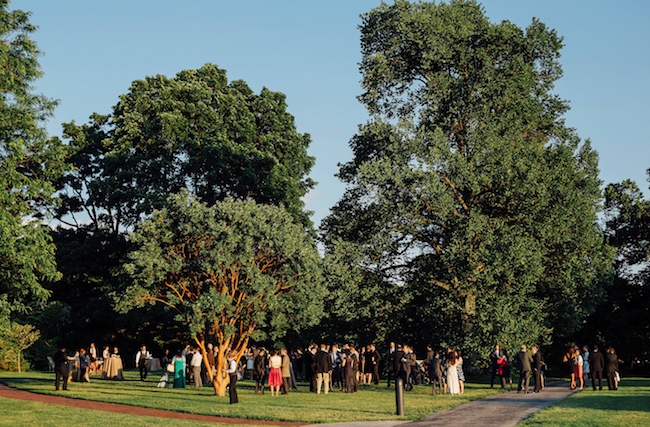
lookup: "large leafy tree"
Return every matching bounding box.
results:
[119,191,324,396]
[51,64,317,349]
[322,0,612,361]
[58,63,316,232]
[0,1,67,323]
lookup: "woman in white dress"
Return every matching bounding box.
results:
[446,351,460,395]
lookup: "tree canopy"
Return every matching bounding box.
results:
[0,0,67,321]
[118,191,325,395]
[322,0,613,359]
[58,63,316,233]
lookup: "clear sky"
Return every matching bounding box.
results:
[14,0,650,227]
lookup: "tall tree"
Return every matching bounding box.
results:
[58,64,316,232]
[0,0,67,322]
[118,191,324,396]
[51,64,317,349]
[322,0,612,361]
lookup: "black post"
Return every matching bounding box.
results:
[395,377,405,416]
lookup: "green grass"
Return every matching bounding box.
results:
[520,378,650,427]
[0,370,505,423]
[0,396,261,427]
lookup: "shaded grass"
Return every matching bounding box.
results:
[0,396,267,427]
[0,370,505,423]
[520,378,650,427]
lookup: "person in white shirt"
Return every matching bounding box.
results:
[225,351,239,404]
[135,345,152,381]
[190,347,203,388]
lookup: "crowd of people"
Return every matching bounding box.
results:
[52,340,625,402]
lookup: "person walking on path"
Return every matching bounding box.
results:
[589,345,604,390]
[517,344,533,394]
[53,347,70,391]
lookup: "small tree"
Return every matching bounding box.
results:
[0,323,40,372]
[118,191,324,396]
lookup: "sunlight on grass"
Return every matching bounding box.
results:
[0,396,267,427]
[0,370,505,423]
[520,378,650,427]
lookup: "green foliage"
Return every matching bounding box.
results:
[118,190,324,353]
[574,176,649,360]
[59,63,316,232]
[0,322,40,371]
[0,1,67,322]
[322,0,612,360]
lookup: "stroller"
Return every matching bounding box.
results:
[158,364,173,388]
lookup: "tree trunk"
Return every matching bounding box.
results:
[194,336,229,396]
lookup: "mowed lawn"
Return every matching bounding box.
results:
[0,370,504,423]
[0,396,242,427]
[520,378,650,427]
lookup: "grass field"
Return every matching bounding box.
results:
[0,396,244,427]
[0,370,504,423]
[520,378,650,427]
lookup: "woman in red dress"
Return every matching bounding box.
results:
[268,350,283,396]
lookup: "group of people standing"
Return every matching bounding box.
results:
[490,344,545,394]
[52,343,120,390]
[564,345,620,391]
[423,346,466,395]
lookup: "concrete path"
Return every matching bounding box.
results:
[305,382,575,427]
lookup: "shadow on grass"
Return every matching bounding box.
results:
[0,377,52,387]
[555,394,650,412]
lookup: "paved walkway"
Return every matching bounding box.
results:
[1,381,574,427]
[304,382,576,427]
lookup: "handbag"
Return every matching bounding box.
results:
[166,363,175,373]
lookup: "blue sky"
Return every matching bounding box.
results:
[14,0,650,227]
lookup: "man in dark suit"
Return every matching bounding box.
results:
[315,344,333,394]
[369,344,382,385]
[428,351,443,395]
[531,346,543,393]
[517,344,533,394]
[53,347,70,391]
[589,345,605,390]
[304,345,317,392]
[605,347,619,390]
[490,344,503,388]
